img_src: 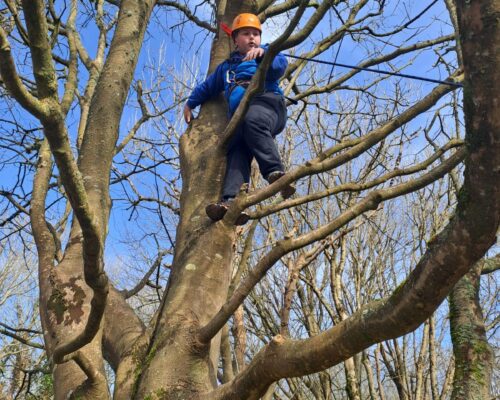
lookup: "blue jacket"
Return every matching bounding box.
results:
[186,45,287,115]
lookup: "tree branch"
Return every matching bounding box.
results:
[60,0,78,114]
[198,148,465,344]
[281,0,341,49]
[0,27,46,117]
[4,0,30,45]
[121,250,169,298]
[75,0,107,148]
[259,0,319,23]
[349,0,440,38]
[0,322,42,335]
[239,74,461,211]
[257,0,278,14]
[156,1,217,32]
[480,255,500,275]
[0,190,29,216]
[288,35,455,101]
[114,81,180,155]
[29,138,57,355]
[20,0,109,365]
[249,140,464,219]
[102,287,147,398]
[69,351,110,396]
[0,328,44,349]
[21,0,59,100]
[283,0,370,88]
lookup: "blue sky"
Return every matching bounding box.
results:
[0,0,466,294]
[0,0,463,279]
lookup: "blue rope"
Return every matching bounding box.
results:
[285,53,463,88]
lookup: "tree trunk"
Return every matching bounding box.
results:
[132,2,257,397]
[447,2,500,397]
[449,262,493,399]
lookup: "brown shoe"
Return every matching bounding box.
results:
[206,201,250,225]
[234,212,250,226]
[266,171,296,199]
[206,202,229,221]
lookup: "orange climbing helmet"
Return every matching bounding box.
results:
[231,13,262,33]
[220,13,262,37]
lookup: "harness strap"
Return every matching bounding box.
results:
[235,80,250,88]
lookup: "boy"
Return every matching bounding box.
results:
[184,13,294,225]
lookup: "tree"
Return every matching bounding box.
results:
[0,0,498,399]
[449,257,498,400]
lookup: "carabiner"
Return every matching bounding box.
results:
[226,69,236,84]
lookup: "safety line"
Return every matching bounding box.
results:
[285,54,463,88]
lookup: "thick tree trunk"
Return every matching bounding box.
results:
[132,2,257,397]
[448,3,499,397]
[25,0,157,398]
[449,262,493,400]
[446,4,500,399]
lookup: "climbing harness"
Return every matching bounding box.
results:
[226,70,251,89]
[227,65,297,107]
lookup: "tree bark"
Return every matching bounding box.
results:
[132,2,258,397]
[449,2,500,396]
[23,0,157,397]
[449,262,493,400]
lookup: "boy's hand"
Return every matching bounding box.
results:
[242,47,265,61]
[184,104,193,124]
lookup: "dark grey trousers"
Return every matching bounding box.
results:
[222,92,287,200]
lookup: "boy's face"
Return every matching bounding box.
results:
[234,28,261,54]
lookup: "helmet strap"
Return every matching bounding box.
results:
[220,22,233,37]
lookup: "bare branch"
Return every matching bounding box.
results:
[250,140,464,219]
[480,255,500,275]
[288,35,455,101]
[30,139,57,332]
[4,0,30,45]
[114,81,180,155]
[60,0,78,114]
[259,0,320,22]
[121,250,169,298]
[21,0,59,99]
[350,0,440,38]
[70,351,110,394]
[16,0,111,366]
[0,322,43,336]
[238,75,461,210]
[0,190,29,216]
[0,27,46,117]
[156,1,217,32]
[0,328,44,350]
[256,0,278,14]
[282,0,342,49]
[198,148,465,344]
